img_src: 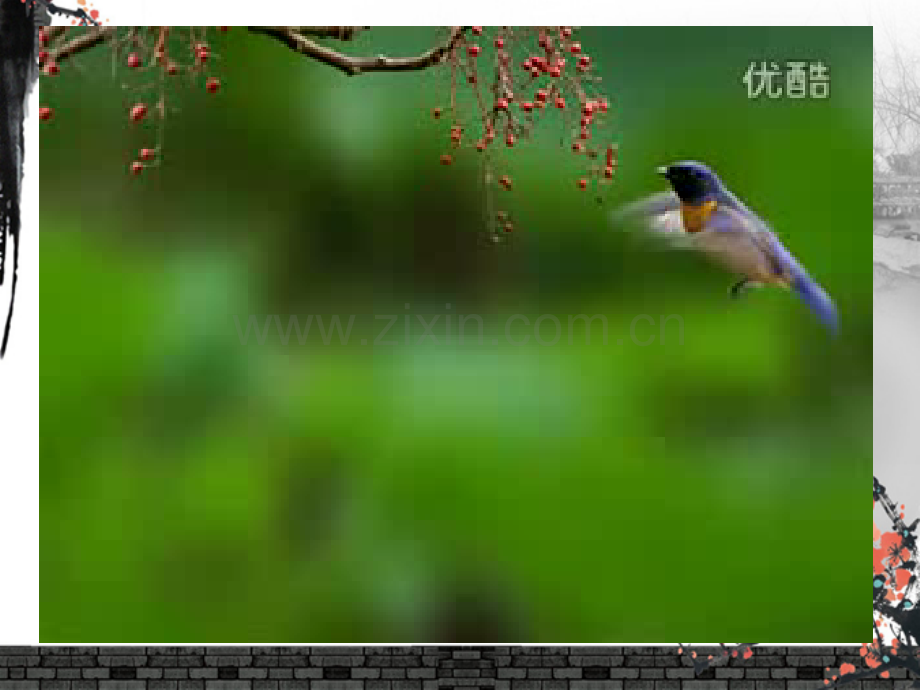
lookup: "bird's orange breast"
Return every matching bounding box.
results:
[680,199,718,233]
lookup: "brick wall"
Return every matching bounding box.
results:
[0,648,901,690]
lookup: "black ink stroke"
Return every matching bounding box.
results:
[0,0,46,358]
[32,0,98,26]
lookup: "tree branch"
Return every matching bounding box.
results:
[33,0,99,26]
[48,26,117,64]
[249,26,468,77]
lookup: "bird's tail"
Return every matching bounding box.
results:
[766,234,839,335]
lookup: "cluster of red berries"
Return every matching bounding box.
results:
[432,26,617,237]
[38,26,228,177]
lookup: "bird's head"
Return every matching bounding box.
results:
[657,161,723,204]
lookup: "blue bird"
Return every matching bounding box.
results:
[613,160,839,334]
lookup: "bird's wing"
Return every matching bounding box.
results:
[610,191,695,248]
[699,206,839,334]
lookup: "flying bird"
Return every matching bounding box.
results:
[613,160,839,334]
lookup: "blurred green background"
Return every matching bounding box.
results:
[40,27,871,641]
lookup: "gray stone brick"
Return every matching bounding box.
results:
[609,671,639,680]
[543,681,568,690]
[204,660,252,669]
[392,681,421,690]
[292,671,321,680]
[729,682,754,690]
[380,670,406,680]
[784,658,835,668]
[571,659,624,668]
[664,670,694,680]
[0,659,40,668]
[682,682,728,690]
[654,682,680,690]
[406,670,433,680]
[40,682,69,690]
[452,653,480,660]
[510,681,539,690]
[81,673,108,680]
[189,672,217,680]
[178,681,204,690]
[753,681,784,690]
[72,682,96,690]
[148,682,178,690]
[136,671,162,680]
[204,683,251,690]
[98,652,146,658]
[98,661,146,670]
[310,682,363,690]
[366,682,390,690]
[177,661,204,670]
[569,682,624,690]
[55,673,79,681]
[553,670,581,680]
[163,672,188,680]
[252,683,277,690]
[353,670,381,679]
[499,670,526,679]
[638,670,663,679]
[624,680,654,690]
[716,670,744,679]
[311,649,362,657]
[10,673,25,681]
[98,682,146,690]
[26,672,55,680]
[768,670,795,680]
[40,657,71,669]
[387,660,419,670]
[526,671,550,680]
[267,672,292,681]
[743,671,769,680]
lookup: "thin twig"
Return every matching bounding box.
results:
[49,27,117,64]
[249,26,468,77]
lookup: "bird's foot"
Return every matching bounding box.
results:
[729,278,750,299]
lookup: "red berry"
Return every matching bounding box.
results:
[131,161,144,176]
[570,42,582,54]
[531,68,540,78]
[476,141,486,152]
[140,148,155,161]
[196,45,210,63]
[599,98,609,112]
[39,107,53,121]
[218,26,229,32]
[605,165,614,179]
[440,154,453,165]
[555,97,565,109]
[535,90,548,102]
[583,102,594,116]
[522,58,531,70]
[521,101,534,112]
[44,60,59,76]
[468,74,476,84]
[578,55,591,68]
[468,45,481,57]
[499,175,511,189]
[571,142,583,153]
[578,178,588,189]
[580,127,590,140]
[494,38,504,49]
[206,77,220,94]
[506,133,515,147]
[127,52,141,68]
[38,50,48,64]
[432,107,442,119]
[485,128,495,143]
[472,26,483,35]
[39,29,48,47]
[550,67,561,78]
[167,61,179,75]
[130,103,148,122]
[495,98,509,110]
[561,27,572,38]
[581,116,592,127]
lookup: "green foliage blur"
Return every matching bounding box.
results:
[40,26,871,641]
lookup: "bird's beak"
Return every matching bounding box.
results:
[656,165,670,179]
